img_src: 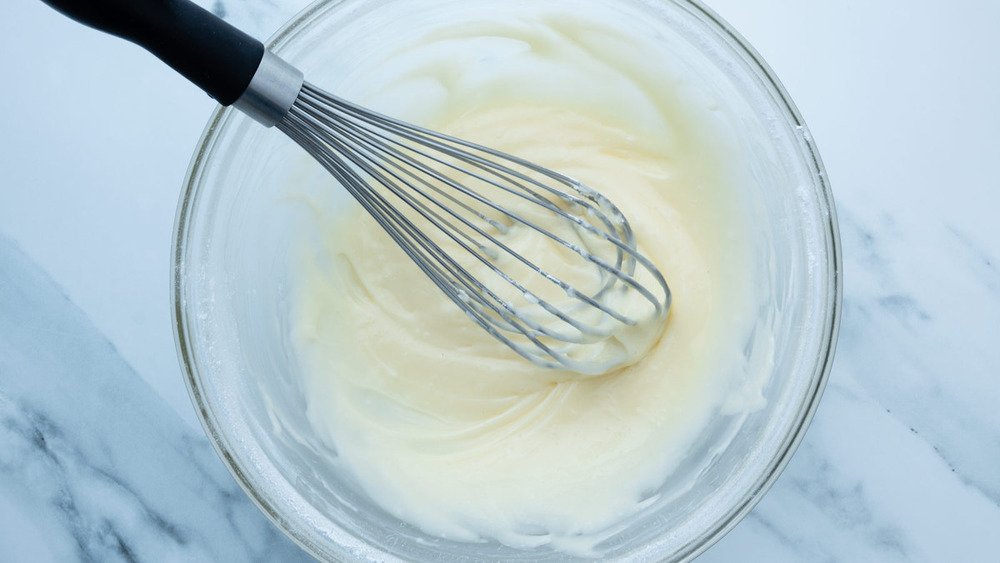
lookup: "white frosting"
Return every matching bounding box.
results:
[288,9,761,555]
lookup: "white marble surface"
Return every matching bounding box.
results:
[1,0,997,560]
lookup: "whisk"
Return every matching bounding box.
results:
[44,0,671,373]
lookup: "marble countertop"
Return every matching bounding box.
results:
[2,0,997,560]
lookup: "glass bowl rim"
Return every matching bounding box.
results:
[171,0,843,560]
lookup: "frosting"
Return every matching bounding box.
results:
[288,9,759,554]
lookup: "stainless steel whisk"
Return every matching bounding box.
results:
[44,0,671,372]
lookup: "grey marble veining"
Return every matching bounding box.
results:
[702,202,1000,562]
[0,236,309,562]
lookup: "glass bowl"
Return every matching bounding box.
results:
[172,0,841,560]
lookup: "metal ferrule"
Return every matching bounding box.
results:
[232,50,304,127]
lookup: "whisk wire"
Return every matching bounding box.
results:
[315,91,672,314]
[278,82,672,371]
[302,112,622,340]
[293,87,656,309]
[291,96,644,336]
[285,119,571,365]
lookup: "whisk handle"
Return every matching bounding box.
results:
[41,0,263,107]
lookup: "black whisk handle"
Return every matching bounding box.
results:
[41,0,264,106]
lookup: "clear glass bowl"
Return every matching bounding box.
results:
[172,0,842,560]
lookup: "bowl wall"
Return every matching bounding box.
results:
[173,0,841,560]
